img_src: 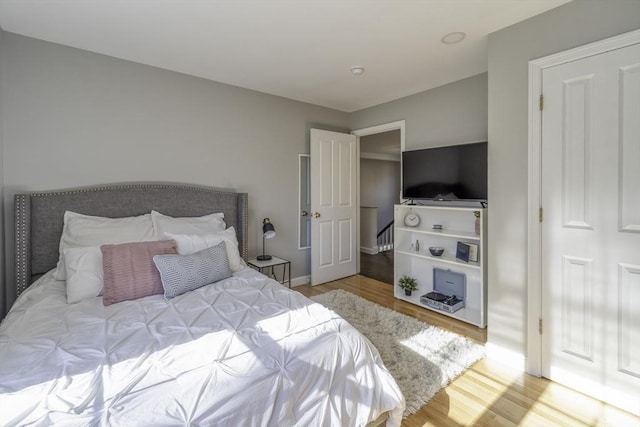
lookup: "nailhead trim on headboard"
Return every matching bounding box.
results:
[239,193,249,262]
[15,195,30,296]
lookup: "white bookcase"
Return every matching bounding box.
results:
[394,204,487,328]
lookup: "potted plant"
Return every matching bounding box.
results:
[398,275,418,296]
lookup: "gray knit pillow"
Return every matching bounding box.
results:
[153,241,232,299]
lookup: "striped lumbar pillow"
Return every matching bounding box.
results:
[101,239,177,306]
[153,242,232,299]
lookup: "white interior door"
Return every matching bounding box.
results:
[310,129,357,285]
[541,43,640,415]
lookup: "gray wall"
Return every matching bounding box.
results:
[487,0,640,358]
[349,73,488,149]
[360,159,400,231]
[0,29,5,316]
[1,33,349,315]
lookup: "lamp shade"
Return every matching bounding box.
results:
[257,218,276,261]
[262,218,276,239]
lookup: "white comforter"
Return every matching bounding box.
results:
[0,268,404,426]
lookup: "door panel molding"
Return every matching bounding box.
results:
[618,263,640,378]
[527,29,640,378]
[319,140,333,207]
[561,256,594,362]
[318,220,334,267]
[619,64,640,233]
[562,75,593,230]
[338,219,353,263]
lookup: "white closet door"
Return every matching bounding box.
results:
[541,43,640,415]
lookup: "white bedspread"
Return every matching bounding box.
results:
[0,268,404,426]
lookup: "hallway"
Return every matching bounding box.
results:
[359,251,394,285]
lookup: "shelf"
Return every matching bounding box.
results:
[394,292,484,328]
[394,204,487,328]
[396,226,480,241]
[396,250,481,269]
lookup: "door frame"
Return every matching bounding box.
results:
[352,120,406,273]
[526,29,640,377]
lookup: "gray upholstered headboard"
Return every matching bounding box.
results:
[14,183,248,297]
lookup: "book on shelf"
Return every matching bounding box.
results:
[456,241,479,263]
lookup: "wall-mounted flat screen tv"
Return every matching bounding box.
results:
[402,141,487,201]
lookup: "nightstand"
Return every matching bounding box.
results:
[247,256,291,288]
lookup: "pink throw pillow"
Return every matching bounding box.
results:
[101,240,177,306]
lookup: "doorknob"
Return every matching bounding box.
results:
[301,210,308,216]
[313,212,321,218]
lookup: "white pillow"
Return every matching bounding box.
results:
[64,246,103,304]
[151,210,226,239]
[54,211,155,280]
[163,227,242,272]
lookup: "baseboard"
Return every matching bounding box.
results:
[485,342,527,372]
[360,246,379,255]
[291,275,310,287]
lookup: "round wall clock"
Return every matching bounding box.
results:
[404,212,420,227]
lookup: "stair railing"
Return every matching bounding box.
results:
[376,220,394,253]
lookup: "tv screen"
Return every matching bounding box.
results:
[402,142,487,201]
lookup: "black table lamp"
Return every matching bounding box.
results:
[257,218,276,261]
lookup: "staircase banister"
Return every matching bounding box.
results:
[377,220,394,239]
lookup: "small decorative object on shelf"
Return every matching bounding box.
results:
[404,212,420,227]
[456,241,470,263]
[398,275,418,296]
[473,211,481,236]
[429,246,444,256]
[467,243,479,262]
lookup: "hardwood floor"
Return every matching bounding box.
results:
[359,250,394,285]
[295,275,639,427]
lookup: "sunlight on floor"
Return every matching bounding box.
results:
[409,358,639,427]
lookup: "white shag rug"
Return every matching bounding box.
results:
[310,289,485,416]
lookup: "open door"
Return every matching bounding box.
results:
[310,129,357,285]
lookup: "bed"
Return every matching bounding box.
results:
[0,183,404,426]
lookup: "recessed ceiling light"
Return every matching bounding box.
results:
[441,32,466,44]
[350,66,365,76]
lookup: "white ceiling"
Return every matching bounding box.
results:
[0,0,571,112]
